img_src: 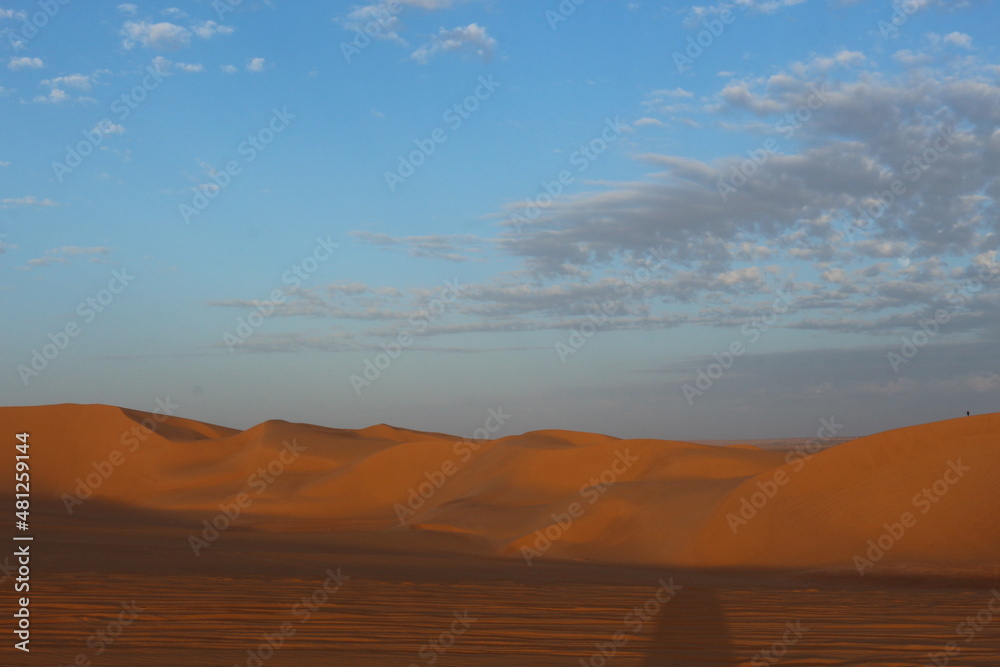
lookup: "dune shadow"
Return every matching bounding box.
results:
[642,585,738,666]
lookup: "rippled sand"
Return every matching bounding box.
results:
[13,537,1000,666]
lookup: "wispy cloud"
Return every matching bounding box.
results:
[351,231,489,262]
[121,18,233,50]
[1,196,57,209]
[152,56,203,74]
[121,21,192,50]
[8,56,43,70]
[21,246,111,270]
[192,20,234,39]
[410,23,496,64]
[40,73,92,90]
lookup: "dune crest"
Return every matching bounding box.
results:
[4,403,997,573]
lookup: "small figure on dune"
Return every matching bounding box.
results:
[967,411,970,417]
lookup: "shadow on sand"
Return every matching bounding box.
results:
[642,585,738,666]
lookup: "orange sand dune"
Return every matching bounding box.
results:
[3,403,997,574]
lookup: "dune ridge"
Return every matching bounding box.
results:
[4,403,997,574]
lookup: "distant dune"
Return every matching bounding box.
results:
[4,404,997,575]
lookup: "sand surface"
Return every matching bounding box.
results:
[1,404,998,665]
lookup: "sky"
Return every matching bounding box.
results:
[1,0,998,441]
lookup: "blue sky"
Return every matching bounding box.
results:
[2,0,998,440]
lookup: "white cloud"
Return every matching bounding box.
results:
[720,83,786,113]
[410,23,496,64]
[119,17,231,50]
[41,74,91,90]
[32,89,69,104]
[221,64,238,74]
[339,3,404,42]
[152,56,203,74]
[0,160,9,167]
[8,57,43,70]
[117,3,138,15]
[633,117,664,127]
[642,88,698,119]
[1,196,57,209]
[95,121,126,135]
[337,1,471,45]
[751,0,807,12]
[246,57,266,72]
[685,0,805,28]
[56,246,112,256]
[0,8,26,20]
[398,0,458,7]
[33,73,97,103]
[811,50,866,70]
[22,246,112,270]
[121,21,191,50]
[943,31,973,49]
[24,256,69,268]
[192,20,234,39]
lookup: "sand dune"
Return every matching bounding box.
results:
[3,403,997,574]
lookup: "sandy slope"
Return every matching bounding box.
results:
[2,403,997,573]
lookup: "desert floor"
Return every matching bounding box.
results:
[2,406,998,665]
[8,506,998,666]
